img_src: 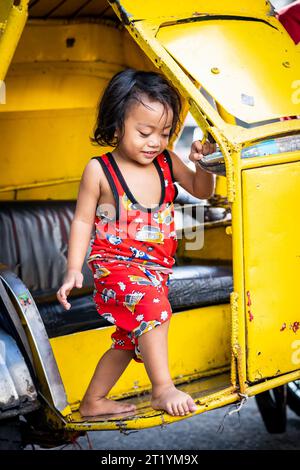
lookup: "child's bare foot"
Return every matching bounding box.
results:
[151,385,198,416]
[79,397,136,417]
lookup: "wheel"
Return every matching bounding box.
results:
[287,380,300,416]
[255,384,287,433]
[0,417,23,450]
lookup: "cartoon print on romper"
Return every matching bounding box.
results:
[118,281,126,291]
[131,319,162,339]
[128,275,154,286]
[169,230,177,240]
[153,203,172,225]
[115,255,133,262]
[101,312,116,324]
[129,246,157,261]
[93,263,111,279]
[96,206,115,225]
[135,225,164,243]
[91,257,172,363]
[139,265,163,287]
[87,151,177,363]
[121,193,136,211]
[106,233,123,245]
[123,291,145,313]
[113,337,126,349]
[101,287,117,303]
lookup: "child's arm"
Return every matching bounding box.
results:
[67,159,101,271]
[168,140,216,199]
[57,159,101,310]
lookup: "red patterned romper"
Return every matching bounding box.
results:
[87,150,178,363]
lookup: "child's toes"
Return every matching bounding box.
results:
[187,397,197,412]
[124,404,136,412]
[182,403,190,415]
[178,404,185,416]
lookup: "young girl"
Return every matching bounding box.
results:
[56,69,216,418]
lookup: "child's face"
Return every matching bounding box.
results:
[115,95,173,165]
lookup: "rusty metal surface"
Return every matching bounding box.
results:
[0,327,38,419]
[0,269,71,416]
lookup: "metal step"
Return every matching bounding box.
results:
[65,371,237,431]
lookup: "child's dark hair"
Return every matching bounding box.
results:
[91,68,182,147]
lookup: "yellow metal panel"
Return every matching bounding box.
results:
[2,69,109,112]
[242,160,300,382]
[241,149,300,171]
[215,175,228,198]
[0,21,157,200]
[0,108,99,194]
[12,22,124,63]
[0,0,29,81]
[109,0,274,22]
[50,304,231,406]
[157,19,300,123]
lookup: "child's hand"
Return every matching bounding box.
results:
[189,140,217,164]
[56,270,83,311]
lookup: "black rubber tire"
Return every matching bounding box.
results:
[287,380,300,417]
[255,384,287,433]
[0,417,23,450]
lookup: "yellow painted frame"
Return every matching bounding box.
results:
[1,0,300,432]
[0,0,29,81]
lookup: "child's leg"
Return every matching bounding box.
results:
[138,320,198,417]
[79,348,136,416]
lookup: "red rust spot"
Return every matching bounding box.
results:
[291,321,300,333]
[248,310,254,322]
[280,323,287,331]
[246,290,251,307]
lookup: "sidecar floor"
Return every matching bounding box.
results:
[65,371,236,431]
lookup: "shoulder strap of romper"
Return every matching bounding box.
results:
[161,149,179,201]
[90,155,123,221]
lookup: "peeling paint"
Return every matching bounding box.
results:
[280,322,287,331]
[291,321,300,333]
[26,378,35,394]
[248,310,254,321]
[246,290,251,307]
[160,412,168,429]
[115,420,129,434]
[192,11,206,17]
[18,291,32,307]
